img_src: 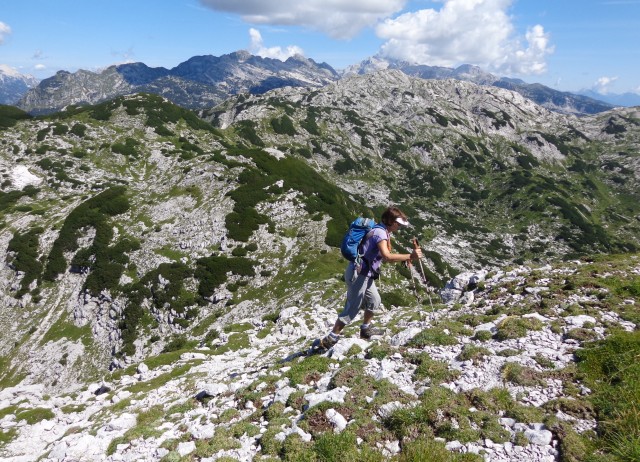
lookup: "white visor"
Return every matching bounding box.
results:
[396,217,409,226]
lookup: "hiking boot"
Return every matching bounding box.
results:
[360,325,385,339]
[311,334,339,352]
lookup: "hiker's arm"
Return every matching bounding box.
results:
[378,240,422,263]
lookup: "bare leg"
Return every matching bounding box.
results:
[331,319,345,335]
[363,309,374,325]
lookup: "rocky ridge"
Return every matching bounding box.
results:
[17,52,339,115]
[343,57,614,115]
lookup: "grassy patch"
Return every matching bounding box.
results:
[408,328,458,347]
[40,315,92,346]
[411,353,460,384]
[575,330,640,461]
[16,407,55,425]
[494,316,543,341]
[107,405,165,455]
[285,355,333,386]
[456,345,491,364]
[501,362,546,387]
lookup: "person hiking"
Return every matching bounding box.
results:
[313,206,423,351]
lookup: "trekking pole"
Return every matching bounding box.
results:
[412,237,434,311]
[407,260,419,301]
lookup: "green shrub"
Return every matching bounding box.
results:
[0,105,31,129]
[473,330,493,342]
[43,187,131,288]
[70,123,87,137]
[111,137,140,158]
[7,226,44,297]
[195,255,255,298]
[163,335,188,353]
[271,115,296,136]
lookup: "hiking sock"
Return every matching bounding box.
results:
[361,323,370,330]
[328,332,339,341]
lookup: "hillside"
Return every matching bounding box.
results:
[0,72,638,460]
[1,254,638,461]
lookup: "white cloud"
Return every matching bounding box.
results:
[34,64,46,71]
[199,0,406,39]
[248,28,304,61]
[0,21,11,44]
[376,0,553,75]
[593,76,618,94]
[0,64,20,77]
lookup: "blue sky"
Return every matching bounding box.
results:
[1,0,639,95]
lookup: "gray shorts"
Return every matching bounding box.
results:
[338,263,381,325]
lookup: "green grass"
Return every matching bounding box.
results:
[40,315,92,346]
[107,405,165,455]
[576,330,640,461]
[408,328,458,347]
[0,428,17,447]
[494,316,544,341]
[15,407,55,425]
[285,355,333,387]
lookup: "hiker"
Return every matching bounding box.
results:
[313,206,423,350]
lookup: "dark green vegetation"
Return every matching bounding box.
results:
[7,226,44,297]
[47,93,219,136]
[223,148,362,247]
[43,187,132,288]
[0,105,31,129]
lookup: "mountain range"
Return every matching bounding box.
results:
[0,67,638,461]
[577,89,640,108]
[1,51,629,116]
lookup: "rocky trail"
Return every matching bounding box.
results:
[1,254,637,461]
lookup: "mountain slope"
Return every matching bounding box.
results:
[205,70,640,266]
[0,74,638,459]
[15,51,617,117]
[345,58,614,115]
[1,252,638,461]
